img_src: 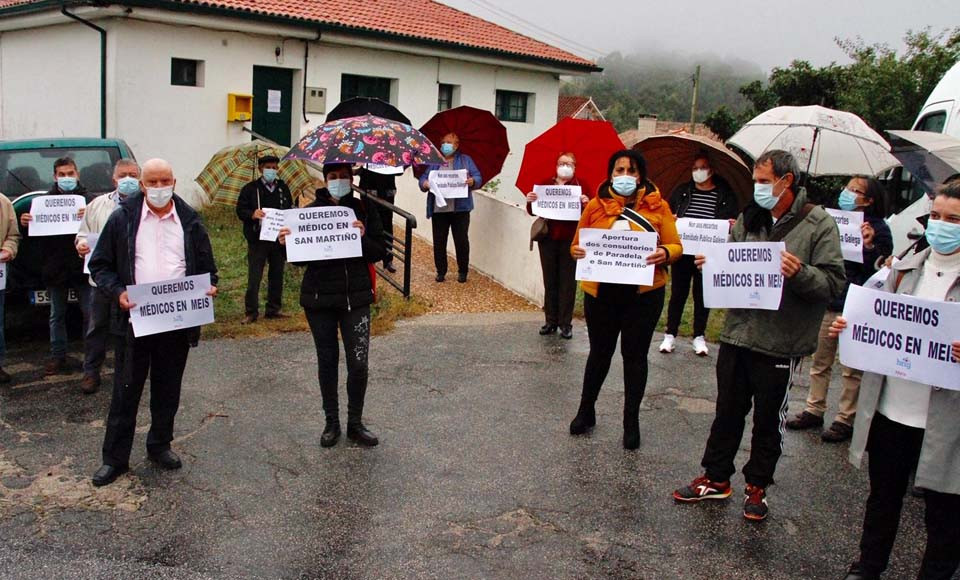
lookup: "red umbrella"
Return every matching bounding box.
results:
[416,106,509,183]
[516,118,624,196]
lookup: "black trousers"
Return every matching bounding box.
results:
[431,211,470,275]
[857,413,960,579]
[305,305,371,425]
[701,343,798,487]
[101,328,192,466]
[665,254,709,337]
[538,238,577,327]
[245,240,286,316]
[580,286,664,426]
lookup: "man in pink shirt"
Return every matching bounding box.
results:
[87,159,218,487]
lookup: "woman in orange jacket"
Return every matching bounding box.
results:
[568,149,682,449]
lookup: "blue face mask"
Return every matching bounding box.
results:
[116,176,139,196]
[57,176,78,192]
[925,218,960,255]
[753,176,786,210]
[440,143,456,157]
[326,178,352,199]
[611,175,637,197]
[838,188,859,211]
[262,168,278,183]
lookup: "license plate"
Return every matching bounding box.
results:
[30,289,80,305]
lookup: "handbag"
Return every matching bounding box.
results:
[529,217,549,251]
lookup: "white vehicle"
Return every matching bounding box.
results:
[888,61,960,254]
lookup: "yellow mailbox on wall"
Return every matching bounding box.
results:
[227,93,253,122]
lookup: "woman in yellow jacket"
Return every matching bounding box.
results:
[569,149,682,449]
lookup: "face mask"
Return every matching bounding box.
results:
[57,176,78,192]
[692,169,710,184]
[925,218,960,255]
[557,165,574,179]
[611,175,638,197]
[327,178,352,199]
[838,188,859,212]
[116,177,139,196]
[753,175,787,210]
[262,168,278,183]
[146,185,174,207]
[440,143,456,157]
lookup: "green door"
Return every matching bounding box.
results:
[252,66,294,146]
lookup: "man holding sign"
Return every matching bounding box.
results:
[674,150,845,522]
[88,159,218,487]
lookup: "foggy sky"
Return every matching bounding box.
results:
[440,0,960,72]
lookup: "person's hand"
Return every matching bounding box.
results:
[883,255,894,268]
[77,208,85,219]
[19,213,32,227]
[466,177,475,187]
[525,192,538,203]
[646,247,668,265]
[694,254,706,270]
[277,226,291,245]
[862,221,875,249]
[728,218,737,227]
[422,180,430,190]
[571,245,586,259]
[353,220,365,237]
[77,241,90,256]
[206,286,218,298]
[252,209,266,220]
[119,291,135,311]
[580,195,589,206]
[0,249,11,263]
[952,341,960,363]
[828,316,847,338]
[781,250,802,278]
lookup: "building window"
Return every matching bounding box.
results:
[341,74,393,103]
[496,90,530,122]
[438,83,457,111]
[171,58,203,87]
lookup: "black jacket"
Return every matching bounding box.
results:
[829,213,893,312]
[89,192,219,342]
[236,178,293,243]
[668,177,740,221]
[20,184,92,287]
[295,190,386,311]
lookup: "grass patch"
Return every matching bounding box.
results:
[199,203,427,339]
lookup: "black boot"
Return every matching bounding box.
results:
[320,419,341,448]
[623,386,642,450]
[569,401,596,435]
[347,423,379,447]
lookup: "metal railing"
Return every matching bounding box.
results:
[358,187,417,298]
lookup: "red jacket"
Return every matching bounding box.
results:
[526,176,593,241]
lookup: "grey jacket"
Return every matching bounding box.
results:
[719,189,846,358]
[849,247,960,495]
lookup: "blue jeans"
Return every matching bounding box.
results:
[0,290,6,366]
[48,285,89,359]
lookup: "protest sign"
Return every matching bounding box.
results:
[127,273,215,337]
[701,242,786,310]
[28,195,85,236]
[366,163,404,176]
[531,185,582,221]
[840,284,960,390]
[428,169,468,200]
[259,208,285,242]
[284,206,362,262]
[82,232,99,275]
[825,208,864,263]
[0,262,6,291]
[863,258,899,290]
[575,228,657,286]
[676,218,731,256]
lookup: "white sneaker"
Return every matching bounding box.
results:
[659,334,676,353]
[693,336,709,356]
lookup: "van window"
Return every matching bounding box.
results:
[0,146,121,198]
[915,111,947,133]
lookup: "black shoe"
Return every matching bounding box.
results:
[539,324,557,335]
[92,464,128,487]
[457,272,468,283]
[384,262,397,273]
[0,367,10,384]
[569,403,596,435]
[347,423,379,447]
[435,273,446,283]
[320,421,341,448]
[843,562,879,580]
[623,422,640,450]
[148,449,183,470]
[241,314,258,325]
[785,411,824,431]
[560,326,573,340]
[80,374,100,394]
[821,421,853,443]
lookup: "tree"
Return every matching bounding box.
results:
[703,106,741,141]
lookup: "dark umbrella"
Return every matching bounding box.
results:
[285,114,445,167]
[887,130,960,196]
[416,106,509,183]
[326,97,411,125]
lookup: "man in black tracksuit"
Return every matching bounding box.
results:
[236,155,293,324]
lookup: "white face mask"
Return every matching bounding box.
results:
[557,164,574,179]
[327,178,352,199]
[146,185,174,207]
[692,169,710,184]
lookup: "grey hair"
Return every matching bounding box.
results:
[113,158,140,174]
[755,149,800,182]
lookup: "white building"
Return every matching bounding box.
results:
[0,0,598,303]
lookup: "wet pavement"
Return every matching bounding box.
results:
[0,312,935,579]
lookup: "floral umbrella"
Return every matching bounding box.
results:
[285,114,445,167]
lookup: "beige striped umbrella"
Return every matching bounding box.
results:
[196,140,315,206]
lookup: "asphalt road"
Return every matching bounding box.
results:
[0,312,939,579]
